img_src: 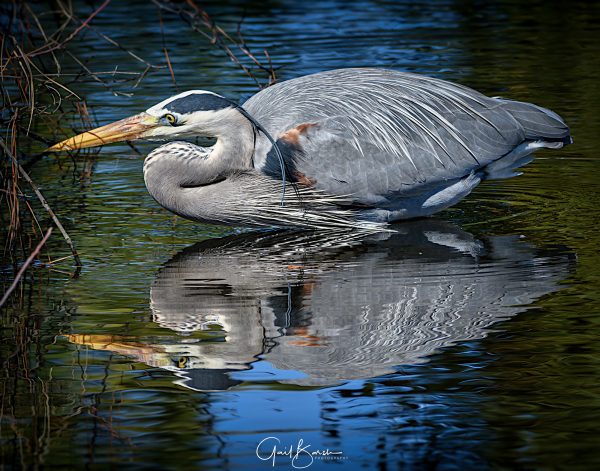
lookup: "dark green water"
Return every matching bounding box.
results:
[2,1,600,469]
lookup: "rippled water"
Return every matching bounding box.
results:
[2,0,600,469]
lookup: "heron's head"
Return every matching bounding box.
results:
[48,91,245,152]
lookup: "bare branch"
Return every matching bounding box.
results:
[29,0,112,58]
[0,137,82,272]
[0,228,52,308]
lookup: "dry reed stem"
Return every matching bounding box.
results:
[0,228,52,308]
[152,0,277,88]
[28,0,112,57]
[1,137,83,272]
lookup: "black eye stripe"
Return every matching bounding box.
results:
[166,93,232,114]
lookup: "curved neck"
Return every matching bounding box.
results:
[203,108,256,178]
[143,111,255,225]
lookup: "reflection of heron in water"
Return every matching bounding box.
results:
[67,221,573,390]
[49,69,570,229]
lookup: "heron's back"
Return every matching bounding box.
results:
[243,68,570,210]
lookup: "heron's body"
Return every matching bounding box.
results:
[51,68,571,229]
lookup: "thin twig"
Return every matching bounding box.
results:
[29,0,112,58]
[152,0,277,88]
[0,228,52,308]
[163,48,176,86]
[0,137,82,272]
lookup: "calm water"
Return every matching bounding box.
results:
[2,0,600,469]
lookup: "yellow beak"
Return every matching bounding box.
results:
[47,113,158,152]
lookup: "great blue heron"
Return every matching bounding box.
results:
[49,68,571,229]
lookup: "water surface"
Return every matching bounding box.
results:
[2,0,600,469]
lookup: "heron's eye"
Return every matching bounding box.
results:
[164,113,177,126]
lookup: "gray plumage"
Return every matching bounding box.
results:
[140,68,570,228]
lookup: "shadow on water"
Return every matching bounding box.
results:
[67,220,574,391]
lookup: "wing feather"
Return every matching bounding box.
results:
[244,68,568,201]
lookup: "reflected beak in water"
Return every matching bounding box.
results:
[47,113,158,152]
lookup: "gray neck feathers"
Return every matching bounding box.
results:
[143,109,255,223]
[203,107,255,174]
